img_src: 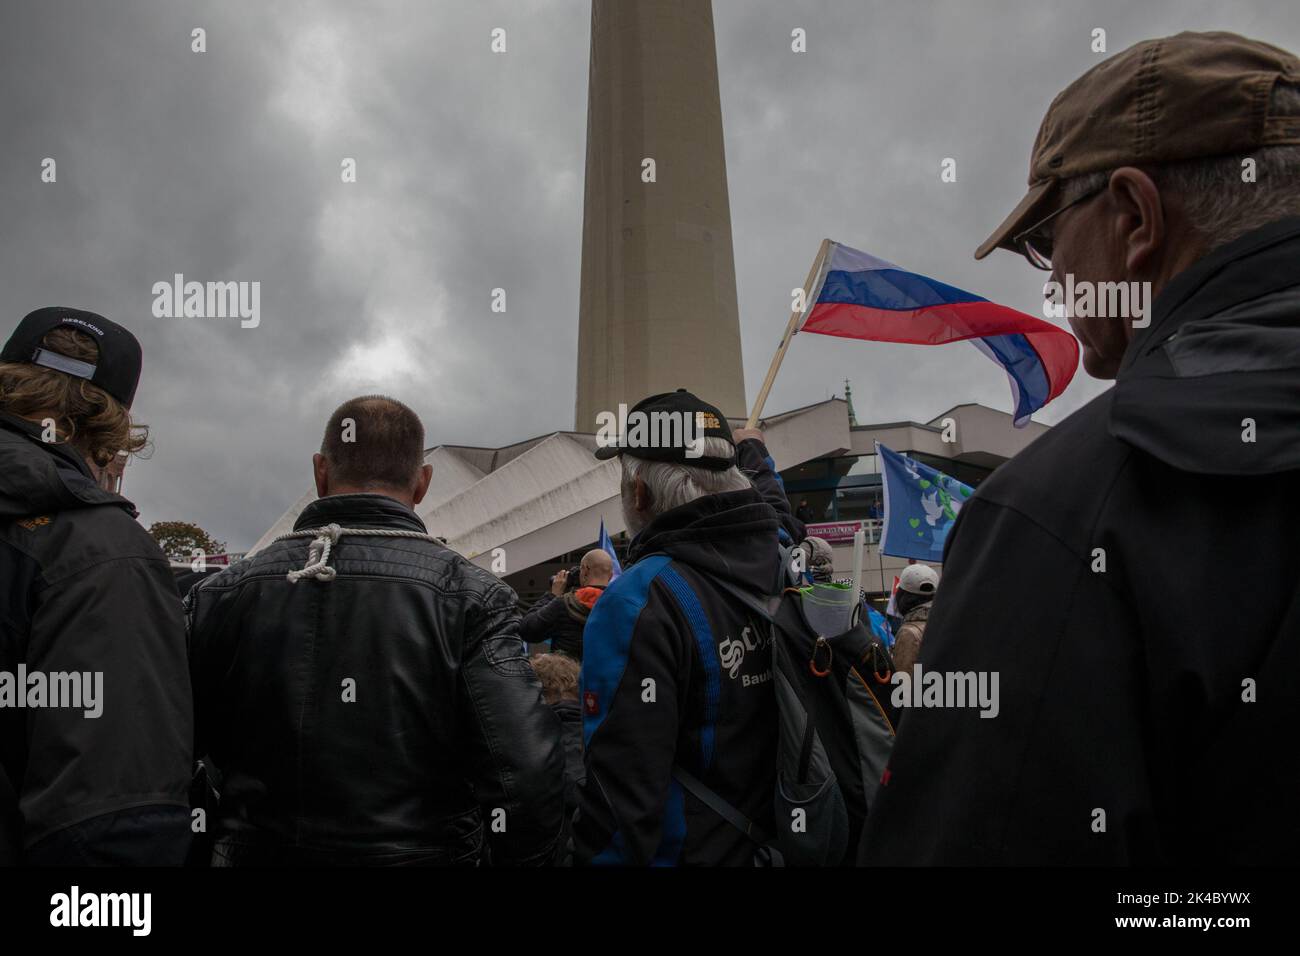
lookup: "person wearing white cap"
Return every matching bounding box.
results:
[890,564,939,677]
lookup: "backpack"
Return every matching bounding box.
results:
[670,571,899,866]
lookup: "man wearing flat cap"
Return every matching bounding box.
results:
[866,32,1300,865]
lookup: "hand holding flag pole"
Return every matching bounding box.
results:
[746,238,831,428]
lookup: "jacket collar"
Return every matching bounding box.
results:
[295,493,428,534]
[0,411,137,517]
[565,585,606,615]
[1122,216,1300,376]
[1108,216,1300,475]
[0,410,98,481]
[903,602,932,622]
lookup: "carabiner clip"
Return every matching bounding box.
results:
[871,645,892,684]
[810,636,833,678]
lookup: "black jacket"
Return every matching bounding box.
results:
[0,412,193,865]
[519,586,604,659]
[574,487,782,866]
[737,437,805,544]
[864,218,1300,865]
[554,698,585,809]
[185,493,565,866]
[552,697,585,866]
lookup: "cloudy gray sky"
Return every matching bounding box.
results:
[3,0,1297,549]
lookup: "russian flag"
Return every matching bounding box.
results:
[800,241,1078,426]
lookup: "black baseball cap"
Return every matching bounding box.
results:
[594,388,737,470]
[1,307,143,407]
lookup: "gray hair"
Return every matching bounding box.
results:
[1060,82,1300,251]
[620,437,752,523]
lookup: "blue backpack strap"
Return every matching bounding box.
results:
[655,563,722,770]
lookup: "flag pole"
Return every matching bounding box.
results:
[850,521,866,626]
[745,238,831,428]
[876,530,886,596]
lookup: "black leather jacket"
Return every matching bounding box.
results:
[185,493,565,865]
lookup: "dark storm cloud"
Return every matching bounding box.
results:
[1,0,590,546]
[2,0,1297,546]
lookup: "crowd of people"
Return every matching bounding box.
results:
[1,30,1298,866]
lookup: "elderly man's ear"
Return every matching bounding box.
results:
[1104,167,1168,278]
[632,476,653,515]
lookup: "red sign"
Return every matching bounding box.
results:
[804,521,867,544]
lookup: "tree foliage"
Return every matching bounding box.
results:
[148,521,226,561]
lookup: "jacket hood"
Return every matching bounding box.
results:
[902,603,932,624]
[627,487,783,593]
[0,412,137,519]
[1110,217,1300,475]
[563,585,605,621]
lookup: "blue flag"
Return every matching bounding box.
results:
[863,601,894,649]
[876,442,974,562]
[599,518,622,580]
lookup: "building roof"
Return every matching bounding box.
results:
[249,399,1042,568]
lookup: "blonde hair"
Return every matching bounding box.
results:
[0,327,148,468]
[531,653,580,705]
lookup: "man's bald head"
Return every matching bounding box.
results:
[579,548,614,587]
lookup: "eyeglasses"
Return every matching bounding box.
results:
[1012,184,1106,271]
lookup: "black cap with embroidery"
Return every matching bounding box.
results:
[1,307,143,408]
[593,388,736,470]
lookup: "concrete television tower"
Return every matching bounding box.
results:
[574,0,747,430]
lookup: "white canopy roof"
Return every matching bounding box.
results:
[250,398,1040,572]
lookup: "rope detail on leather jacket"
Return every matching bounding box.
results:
[272,523,446,583]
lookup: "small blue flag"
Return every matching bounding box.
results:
[864,601,894,649]
[599,518,622,580]
[876,442,974,562]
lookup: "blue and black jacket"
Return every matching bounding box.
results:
[574,486,782,866]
